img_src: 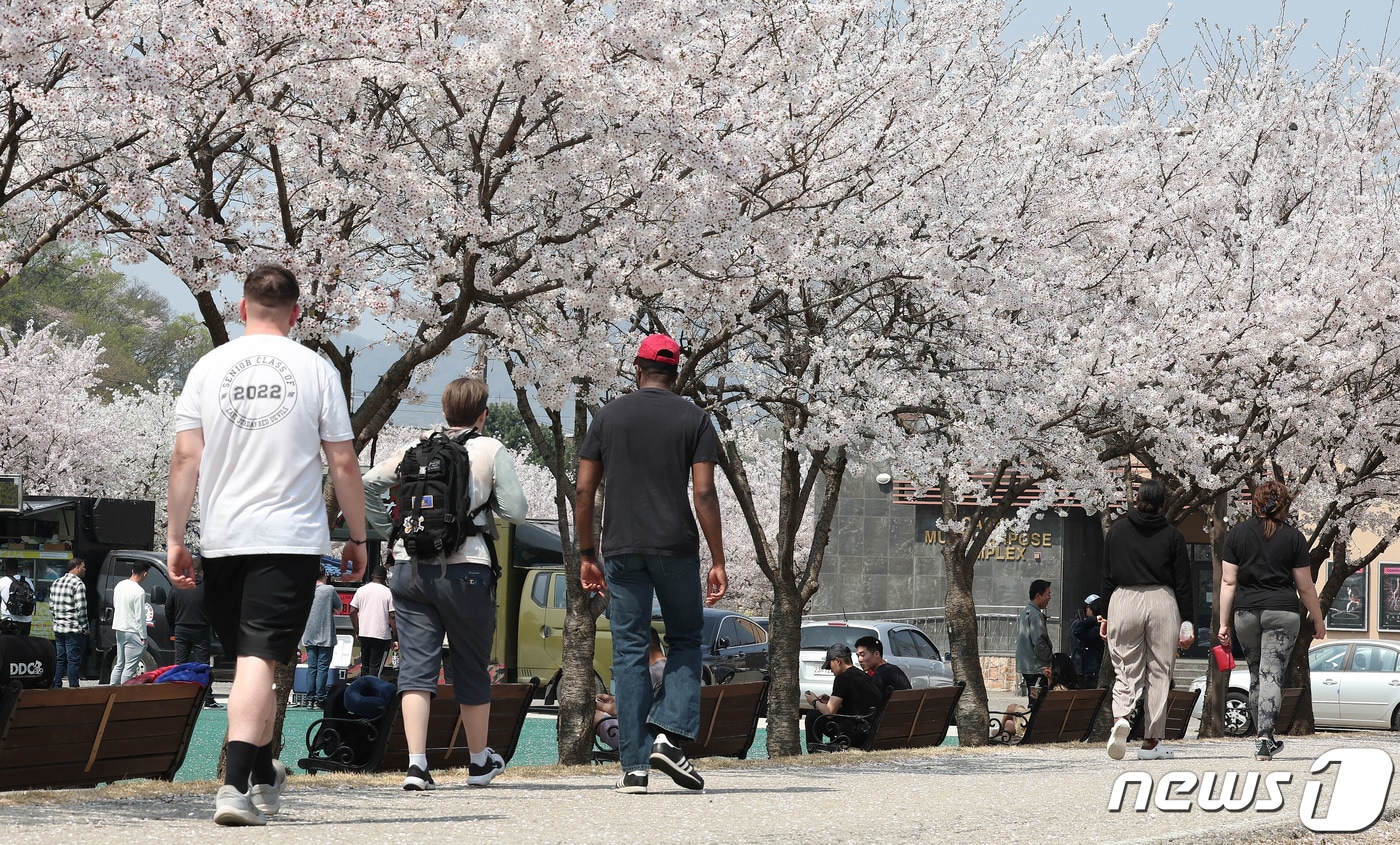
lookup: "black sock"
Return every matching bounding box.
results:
[251,742,277,786]
[224,741,257,791]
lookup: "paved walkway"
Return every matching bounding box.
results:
[6,728,1400,844]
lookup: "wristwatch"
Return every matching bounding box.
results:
[346,538,367,546]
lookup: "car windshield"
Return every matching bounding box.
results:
[800,625,878,650]
[702,614,719,646]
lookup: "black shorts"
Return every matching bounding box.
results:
[203,554,320,664]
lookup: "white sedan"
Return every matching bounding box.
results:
[798,620,955,704]
[1191,639,1400,735]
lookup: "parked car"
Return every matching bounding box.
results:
[798,620,954,703]
[701,608,769,684]
[1190,639,1400,735]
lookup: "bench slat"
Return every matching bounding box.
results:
[868,683,963,751]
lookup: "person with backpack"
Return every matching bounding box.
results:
[0,561,36,636]
[362,376,527,792]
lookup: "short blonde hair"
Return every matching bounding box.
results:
[442,377,489,427]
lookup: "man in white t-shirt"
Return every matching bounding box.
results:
[349,567,395,678]
[109,562,151,684]
[0,561,35,636]
[166,264,367,827]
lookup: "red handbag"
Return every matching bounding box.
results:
[1212,644,1236,671]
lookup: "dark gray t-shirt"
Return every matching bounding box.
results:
[577,387,719,556]
[1224,518,1309,612]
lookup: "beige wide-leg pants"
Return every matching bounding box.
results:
[1106,585,1180,740]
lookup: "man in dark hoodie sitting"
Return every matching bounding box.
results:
[1100,478,1194,762]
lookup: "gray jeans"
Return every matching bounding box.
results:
[1233,608,1300,739]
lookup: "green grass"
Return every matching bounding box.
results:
[177,707,961,780]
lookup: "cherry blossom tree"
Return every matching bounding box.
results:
[0,323,179,544]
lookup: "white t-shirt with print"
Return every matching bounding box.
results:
[175,334,354,556]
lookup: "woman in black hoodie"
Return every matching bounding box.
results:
[1100,479,1195,761]
[1216,480,1325,762]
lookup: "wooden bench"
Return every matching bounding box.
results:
[596,680,769,763]
[867,683,965,751]
[379,680,539,771]
[1129,688,1201,741]
[0,680,207,791]
[995,688,1105,745]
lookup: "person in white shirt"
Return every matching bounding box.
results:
[165,264,367,827]
[349,569,395,678]
[109,563,150,684]
[0,561,35,636]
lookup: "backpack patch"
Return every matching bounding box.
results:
[393,431,489,563]
[5,577,35,617]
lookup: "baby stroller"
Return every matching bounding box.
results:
[298,675,399,773]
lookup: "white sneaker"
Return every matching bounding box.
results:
[213,785,266,826]
[1106,718,1131,761]
[1138,743,1173,760]
[248,760,287,815]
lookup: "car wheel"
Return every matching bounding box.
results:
[1224,690,1253,737]
[1391,704,1400,732]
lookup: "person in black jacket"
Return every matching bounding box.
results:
[1070,595,1104,688]
[1216,480,1325,762]
[1101,479,1194,761]
[166,559,221,708]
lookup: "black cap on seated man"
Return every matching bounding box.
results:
[806,643,883,717]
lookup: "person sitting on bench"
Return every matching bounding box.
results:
[804,643,882,748]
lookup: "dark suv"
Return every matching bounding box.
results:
[701,608,769,684]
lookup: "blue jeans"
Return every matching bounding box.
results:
[54,631,84,688]
[306,645,334,700]
[604,553,703,772]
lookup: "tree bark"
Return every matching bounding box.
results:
[944,537,989,745]
[764,589,805,755]
[1199,494,1231,738]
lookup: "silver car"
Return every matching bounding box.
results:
[798,620,954,703]
[1190,639,1400,735]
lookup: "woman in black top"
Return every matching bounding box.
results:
[1217,480,1326,762]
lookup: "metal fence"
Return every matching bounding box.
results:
[806,606,1062,658]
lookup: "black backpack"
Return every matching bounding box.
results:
[393,430,495,574]
[5,576,35,617]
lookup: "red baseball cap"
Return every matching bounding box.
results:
[636,333,681,364]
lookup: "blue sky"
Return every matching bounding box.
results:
[1002,1,1399,62]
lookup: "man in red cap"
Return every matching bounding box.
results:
[576,333,727,794]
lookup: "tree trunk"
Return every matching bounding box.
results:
[945,540,989,745]
[557,587,601,765]
[271,663,294,756]
[765,588,805,756]
[1282,538,1342,736]
[1199,494,1230,738]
